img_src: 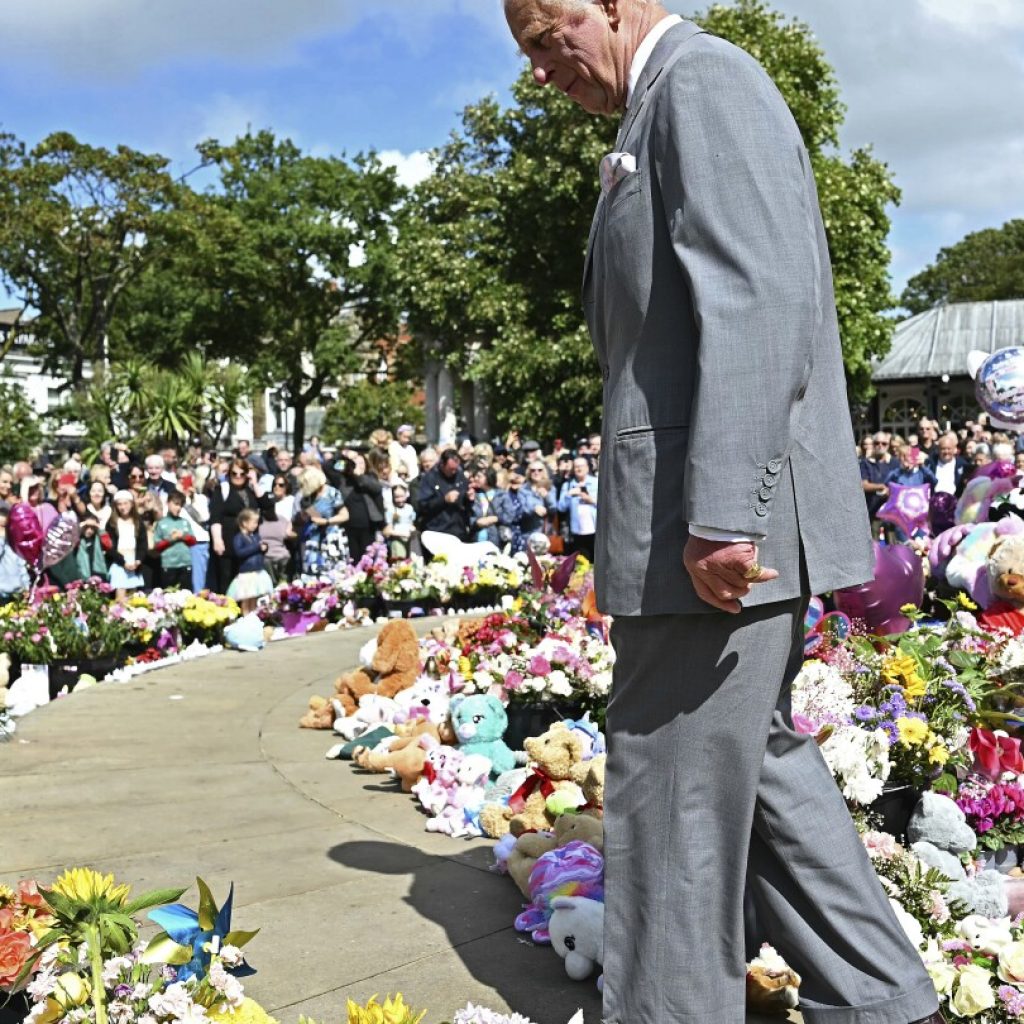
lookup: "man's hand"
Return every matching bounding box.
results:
[444,489,461,504]
[682,536,779,614]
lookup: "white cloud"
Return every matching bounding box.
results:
[918,0,1024,34]
[378,149,434,188]
[0,0,509,78]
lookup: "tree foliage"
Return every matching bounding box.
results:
[319,380,424,447]
[399,0,900,438]
[0,377,43,464]
[901,219,1024,315]
[0,131,179,385]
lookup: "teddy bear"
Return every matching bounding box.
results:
[548,895,604,986]
[450,694,518,778]
[425,753,493,838]
[505,812,605,897]
[480,721,587,838]
[979,533,1024,635]
[392,675,451,730]
[412,744,464,816]
[334,619,420,716]
[745,944,801,1015]
[352,732,438,792]
[572,752,605,815]
[332,694,399,742]
[299,694,335,730]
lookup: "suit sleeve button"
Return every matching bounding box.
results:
[762,473,778,487]
[759,486,772,501]
[767,459,782,473]
[755,503,769,517]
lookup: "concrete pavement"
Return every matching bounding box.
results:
[1,627,797,1024]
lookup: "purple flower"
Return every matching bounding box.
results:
[505,670,523,691]
[528,655,551,676]
[854,706,876,721]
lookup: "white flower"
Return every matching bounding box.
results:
[26,969,58,1002]
[820,726,891,805]
[791,659,855,728]
[102,954,133,985]
[218,945,244,968]
[889,898,924,951]
[149,982,193,1020]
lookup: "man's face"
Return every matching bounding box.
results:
[573,458,590,481]
[237,440,250,456]
[507,0,625,115]
[398,429,413,445]
[146,459,163,480]
[161,447,178,468]
[937,437,958,462]
[441,456,460,479]
[276,452,293,473]
[420,451,439,473]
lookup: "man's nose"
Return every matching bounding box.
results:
[532,63,551,87]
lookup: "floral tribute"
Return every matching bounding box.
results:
[0,869,266,1024]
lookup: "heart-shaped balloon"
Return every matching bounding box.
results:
[42,513,81,568]
[7,502,44,566]
[834,541,925,635]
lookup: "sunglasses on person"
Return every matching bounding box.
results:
[230,470,247,479]
[128,471,144,479]
[273,479,287,489]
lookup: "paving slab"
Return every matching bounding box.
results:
[1,623,798,1023]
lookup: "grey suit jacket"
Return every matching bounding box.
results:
[583,20,874,616]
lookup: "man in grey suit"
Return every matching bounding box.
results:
[504,2,943,1022]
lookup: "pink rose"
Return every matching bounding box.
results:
[0,930,35,987]
[791,713,818,735]
[862,830,898,860]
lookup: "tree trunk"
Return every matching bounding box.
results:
[291,399,307,456]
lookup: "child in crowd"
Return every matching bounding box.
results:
[153,490,196,590]
[74,513,110,582]
[103,489,148,599]
[259,486,296,584]
[0,504,30,602]
[228,508,273,613]
[384,482,418,560]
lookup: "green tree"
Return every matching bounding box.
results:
[399,0,900,438]
[0,131,180,385]
[186,131,408,453]
[0,376,43,464]
[901,219,1024,314]
[320,380,423,446]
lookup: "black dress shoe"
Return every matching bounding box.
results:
[910,1012,947,1024]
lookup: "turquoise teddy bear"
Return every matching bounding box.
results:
[450,694,517,778]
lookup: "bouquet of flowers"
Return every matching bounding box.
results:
[180,592,241,645]
[380,558,435,603]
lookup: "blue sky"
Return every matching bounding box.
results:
[0,0,1021,307]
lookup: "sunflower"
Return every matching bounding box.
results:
[346,994,426,1024]
[51,868,131,906]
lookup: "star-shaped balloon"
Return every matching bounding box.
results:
[878,483,931,537]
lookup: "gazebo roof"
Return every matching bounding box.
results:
[873,299,1024,381]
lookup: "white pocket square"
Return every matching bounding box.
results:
[599,151,637,195]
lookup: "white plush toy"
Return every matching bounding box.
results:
[332,694,399,741]
[548,896,605,988]
[393,675,451,727]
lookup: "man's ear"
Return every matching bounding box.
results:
[602,0,621,30]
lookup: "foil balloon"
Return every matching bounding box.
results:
[804,596,851,655]
[7,502,44,566]
[969,347,1024,430]
[42,514,80,569]
[929,491,958,535]
[526,532,551,556]
[834,542,925,635]
[878,483,931,537]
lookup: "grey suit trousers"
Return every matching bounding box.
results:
[601,602,939,1024]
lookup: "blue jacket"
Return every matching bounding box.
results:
[232,531,266,574]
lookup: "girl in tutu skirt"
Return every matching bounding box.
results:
[228,508,273,613]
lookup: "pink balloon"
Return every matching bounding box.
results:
[834,542,925,635]
[7,502,44,565]
[42,514,80,568]
[877,483,931,537]
[36,502,57,534]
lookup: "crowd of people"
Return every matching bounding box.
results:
[0,425,603,608]
[857,413,1024,532]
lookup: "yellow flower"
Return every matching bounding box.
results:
[51,867,131,905]
[902,673,927,700]
[958,592,978,611]
[896,717,929,747]
[899,603,918,614]
[458,656,473,681]
[208,998,278,1024]
[950,963,996,1016]
[346,995,426,1024]
[36,973,91,1024]
[0,884,14,905]
[928,744,950,765]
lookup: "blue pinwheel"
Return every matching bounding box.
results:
[145,878,258,981]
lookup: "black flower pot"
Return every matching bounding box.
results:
[504,700,582,752]
[868,783,921,841]
[47,653,122,700]
[0,992,31,1024]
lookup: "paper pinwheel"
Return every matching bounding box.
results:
[144,878,258,981]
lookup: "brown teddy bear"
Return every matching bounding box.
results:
[572,752,605,816]
[299,694,335,730]
[506,812,605,897]
[351,732,437,792]
[334,619,421,716]
[480,721,586,839]
[351,716,455,764]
